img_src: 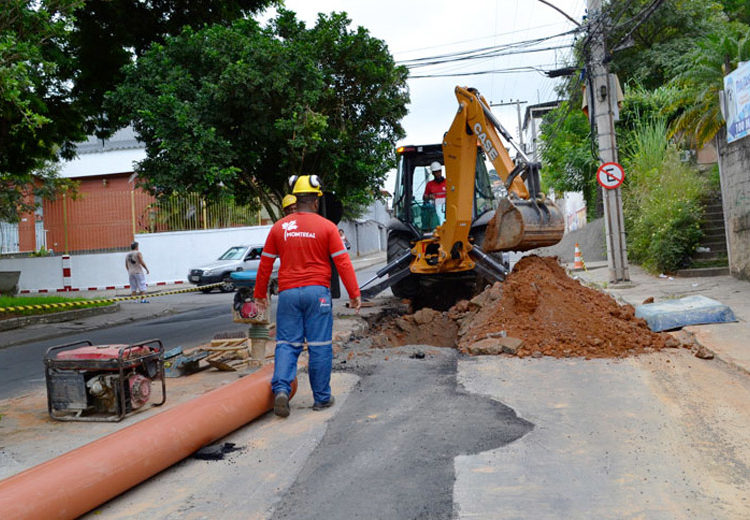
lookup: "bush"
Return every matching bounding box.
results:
[622,119,707,273]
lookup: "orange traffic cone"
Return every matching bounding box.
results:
[573,243,586,271]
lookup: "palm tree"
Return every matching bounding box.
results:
[668,24,750,147]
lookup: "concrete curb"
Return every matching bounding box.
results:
[0,303,120,332]
[0,305,177,349]
[351,252,386,271]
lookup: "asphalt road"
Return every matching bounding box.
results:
[5,259,750,518]
[0,264,383,400]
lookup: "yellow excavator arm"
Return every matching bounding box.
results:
[410,86,564,275]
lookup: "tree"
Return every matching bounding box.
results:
[0,0,83,223]
[668,22,750,146]
[0,0,275,223]
[539,102,600,218]
[70,0,277,135]
[604,0,728,90]
[107,10,409,220]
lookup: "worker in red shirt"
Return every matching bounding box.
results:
[423,161,447,226]
[254,175,361,417]
[423,161,446,200]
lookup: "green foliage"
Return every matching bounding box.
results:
[0,1,85,221]
[621,118,707,273]
[0,0,275,222]
[107,10,409,220]
[720,0,750,24]
[31,245,53,257]
[539,102,599,217]
[71,0,277,135]
[607,0,727,89]
[617,83,681,133]
[668,22,750,146]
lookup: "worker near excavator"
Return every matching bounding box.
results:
[423,161,447,226]
[423,161,447,201]
[281,194,297,216]
[254,175,361,418]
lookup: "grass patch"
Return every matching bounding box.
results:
[0,295,113,319]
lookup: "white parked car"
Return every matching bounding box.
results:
[187,245,277,293]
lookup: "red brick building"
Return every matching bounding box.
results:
[14,128,154,254]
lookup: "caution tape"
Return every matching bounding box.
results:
[0,282,224,313]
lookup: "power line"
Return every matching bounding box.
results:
[397,30,579,67]
[409,65,558,79]
[402,43,575,70]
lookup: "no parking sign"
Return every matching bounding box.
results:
[596,162,625,189]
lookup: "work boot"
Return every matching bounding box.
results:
[312,396,335,411]
[274,392,290,417]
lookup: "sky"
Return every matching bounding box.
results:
[259,0,588,191]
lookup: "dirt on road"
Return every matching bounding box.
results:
[366,256,689,359]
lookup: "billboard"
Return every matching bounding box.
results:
[724,61,750,144]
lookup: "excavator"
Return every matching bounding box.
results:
[360,86,565,303]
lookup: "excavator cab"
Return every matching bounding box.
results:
[385,144,500,299]
[392,144,495,235]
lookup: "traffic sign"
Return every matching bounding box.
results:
[596,162,625,189]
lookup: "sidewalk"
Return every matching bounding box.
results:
[566,259,750,374]
[0,251,386,348]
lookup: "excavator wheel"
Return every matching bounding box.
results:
[387,233,418,299]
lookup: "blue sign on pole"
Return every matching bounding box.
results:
[724,61,750,144]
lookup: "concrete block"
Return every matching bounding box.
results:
[0,271,20,295]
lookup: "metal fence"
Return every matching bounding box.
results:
[142,193,261,233]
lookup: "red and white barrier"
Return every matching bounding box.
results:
[61,255,72,291]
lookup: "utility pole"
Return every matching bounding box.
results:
[490,99,528,151]
[586,0,629,282]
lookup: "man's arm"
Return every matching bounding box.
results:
[253,231,278,301]
[137,252,149,274]
[329,227,361,311]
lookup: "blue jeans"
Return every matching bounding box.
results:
[272,285,333,404]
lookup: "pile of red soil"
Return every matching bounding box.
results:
[371,256,686,359]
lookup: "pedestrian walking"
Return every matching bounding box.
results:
[254,175,361,417]
[125,242,150,303]
[338,228,351,250]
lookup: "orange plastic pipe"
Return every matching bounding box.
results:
[0,364,295,520]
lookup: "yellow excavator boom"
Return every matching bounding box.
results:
[410,86,564,276]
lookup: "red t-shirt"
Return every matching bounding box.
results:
[424,178,446,199]
[253,212,360,299]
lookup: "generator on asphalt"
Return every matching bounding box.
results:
[44,339,166,422]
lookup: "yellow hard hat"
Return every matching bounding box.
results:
[282,194,297,209]
[289,174,323,196]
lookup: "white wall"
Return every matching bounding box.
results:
[0,225,272,291]
[0,256,63,290]
[339,220,386,258]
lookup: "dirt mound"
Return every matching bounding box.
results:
[369,256,686,359]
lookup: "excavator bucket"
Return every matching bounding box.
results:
[483,197,565,252]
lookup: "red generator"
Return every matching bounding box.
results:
[44,339,166,422]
